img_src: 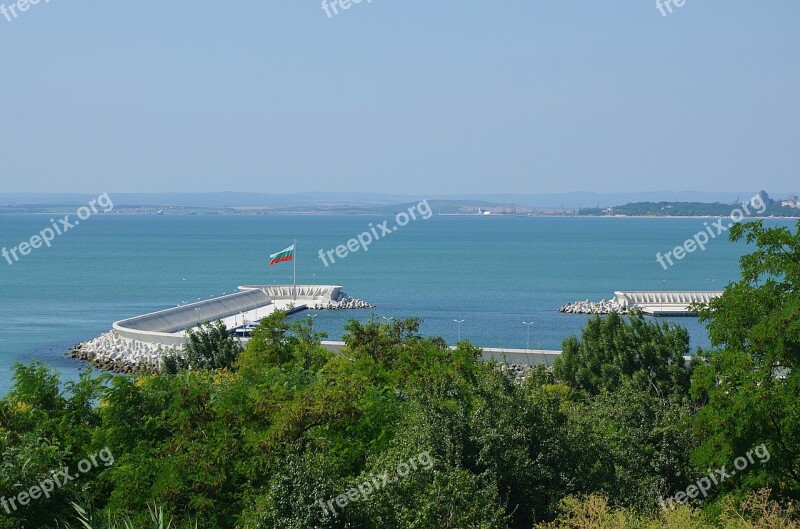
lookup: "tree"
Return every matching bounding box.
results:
[692,220,800,499]
[162,321,243,373]
[237,310,329,371]
[0,364,107,529]
[554,312,696,400]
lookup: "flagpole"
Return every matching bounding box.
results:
[293,240,297,302]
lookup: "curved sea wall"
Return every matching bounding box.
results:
[73,285,374,374]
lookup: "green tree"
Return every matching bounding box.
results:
[238,310,329,371]
[692,220,800,499]
[554,312,696,400]
[163,321,243,373]
[576,381,699,511]
[0,364,107,529]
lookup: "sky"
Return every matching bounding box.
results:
[0,1,798,195]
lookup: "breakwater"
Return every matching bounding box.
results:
[559,298,628,315]
[69,332,565,376]
[559,291,723,316]
[70,331,173,374]
[71,285,375,374]
[68,332,543,383]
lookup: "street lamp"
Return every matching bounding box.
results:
[190,307,199,334]
[453,319,465,342]
[522,321,534,352]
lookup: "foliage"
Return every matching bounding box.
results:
[585,195,800,217]
[535,490,799,529]
[60,502,198,529]
[692,220,800,500]
[163,321,243,373]
[0,365,107,529]
[554,312,697,400]
[574,380,699,512]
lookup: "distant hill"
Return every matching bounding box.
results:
[581,191,800,217]
[0,195,528,216]
[0,191,798,211]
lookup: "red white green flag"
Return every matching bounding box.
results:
[269,244,295,265]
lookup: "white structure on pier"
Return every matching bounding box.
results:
[614,291,723,316]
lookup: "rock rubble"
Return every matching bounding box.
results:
[311,292,374,310]
[558,298,628,315]
[69,330,176,374]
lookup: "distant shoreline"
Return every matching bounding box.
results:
[1,210,799,219]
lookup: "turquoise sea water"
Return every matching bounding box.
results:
[0,214,793,394]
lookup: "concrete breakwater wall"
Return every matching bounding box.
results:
[72,285,375,374]
[112,285,374,347]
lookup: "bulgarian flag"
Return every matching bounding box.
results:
[269,244,295,266]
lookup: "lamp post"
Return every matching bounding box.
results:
[453,319,465,342]
[522,321,534,352]
[191,307,200,335]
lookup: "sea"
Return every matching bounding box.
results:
[0,213,793,395]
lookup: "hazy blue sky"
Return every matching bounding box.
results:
[1,1,798,195]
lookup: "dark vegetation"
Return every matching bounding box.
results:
[580,191,800,217]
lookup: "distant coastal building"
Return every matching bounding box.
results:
[781,196,799,208]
